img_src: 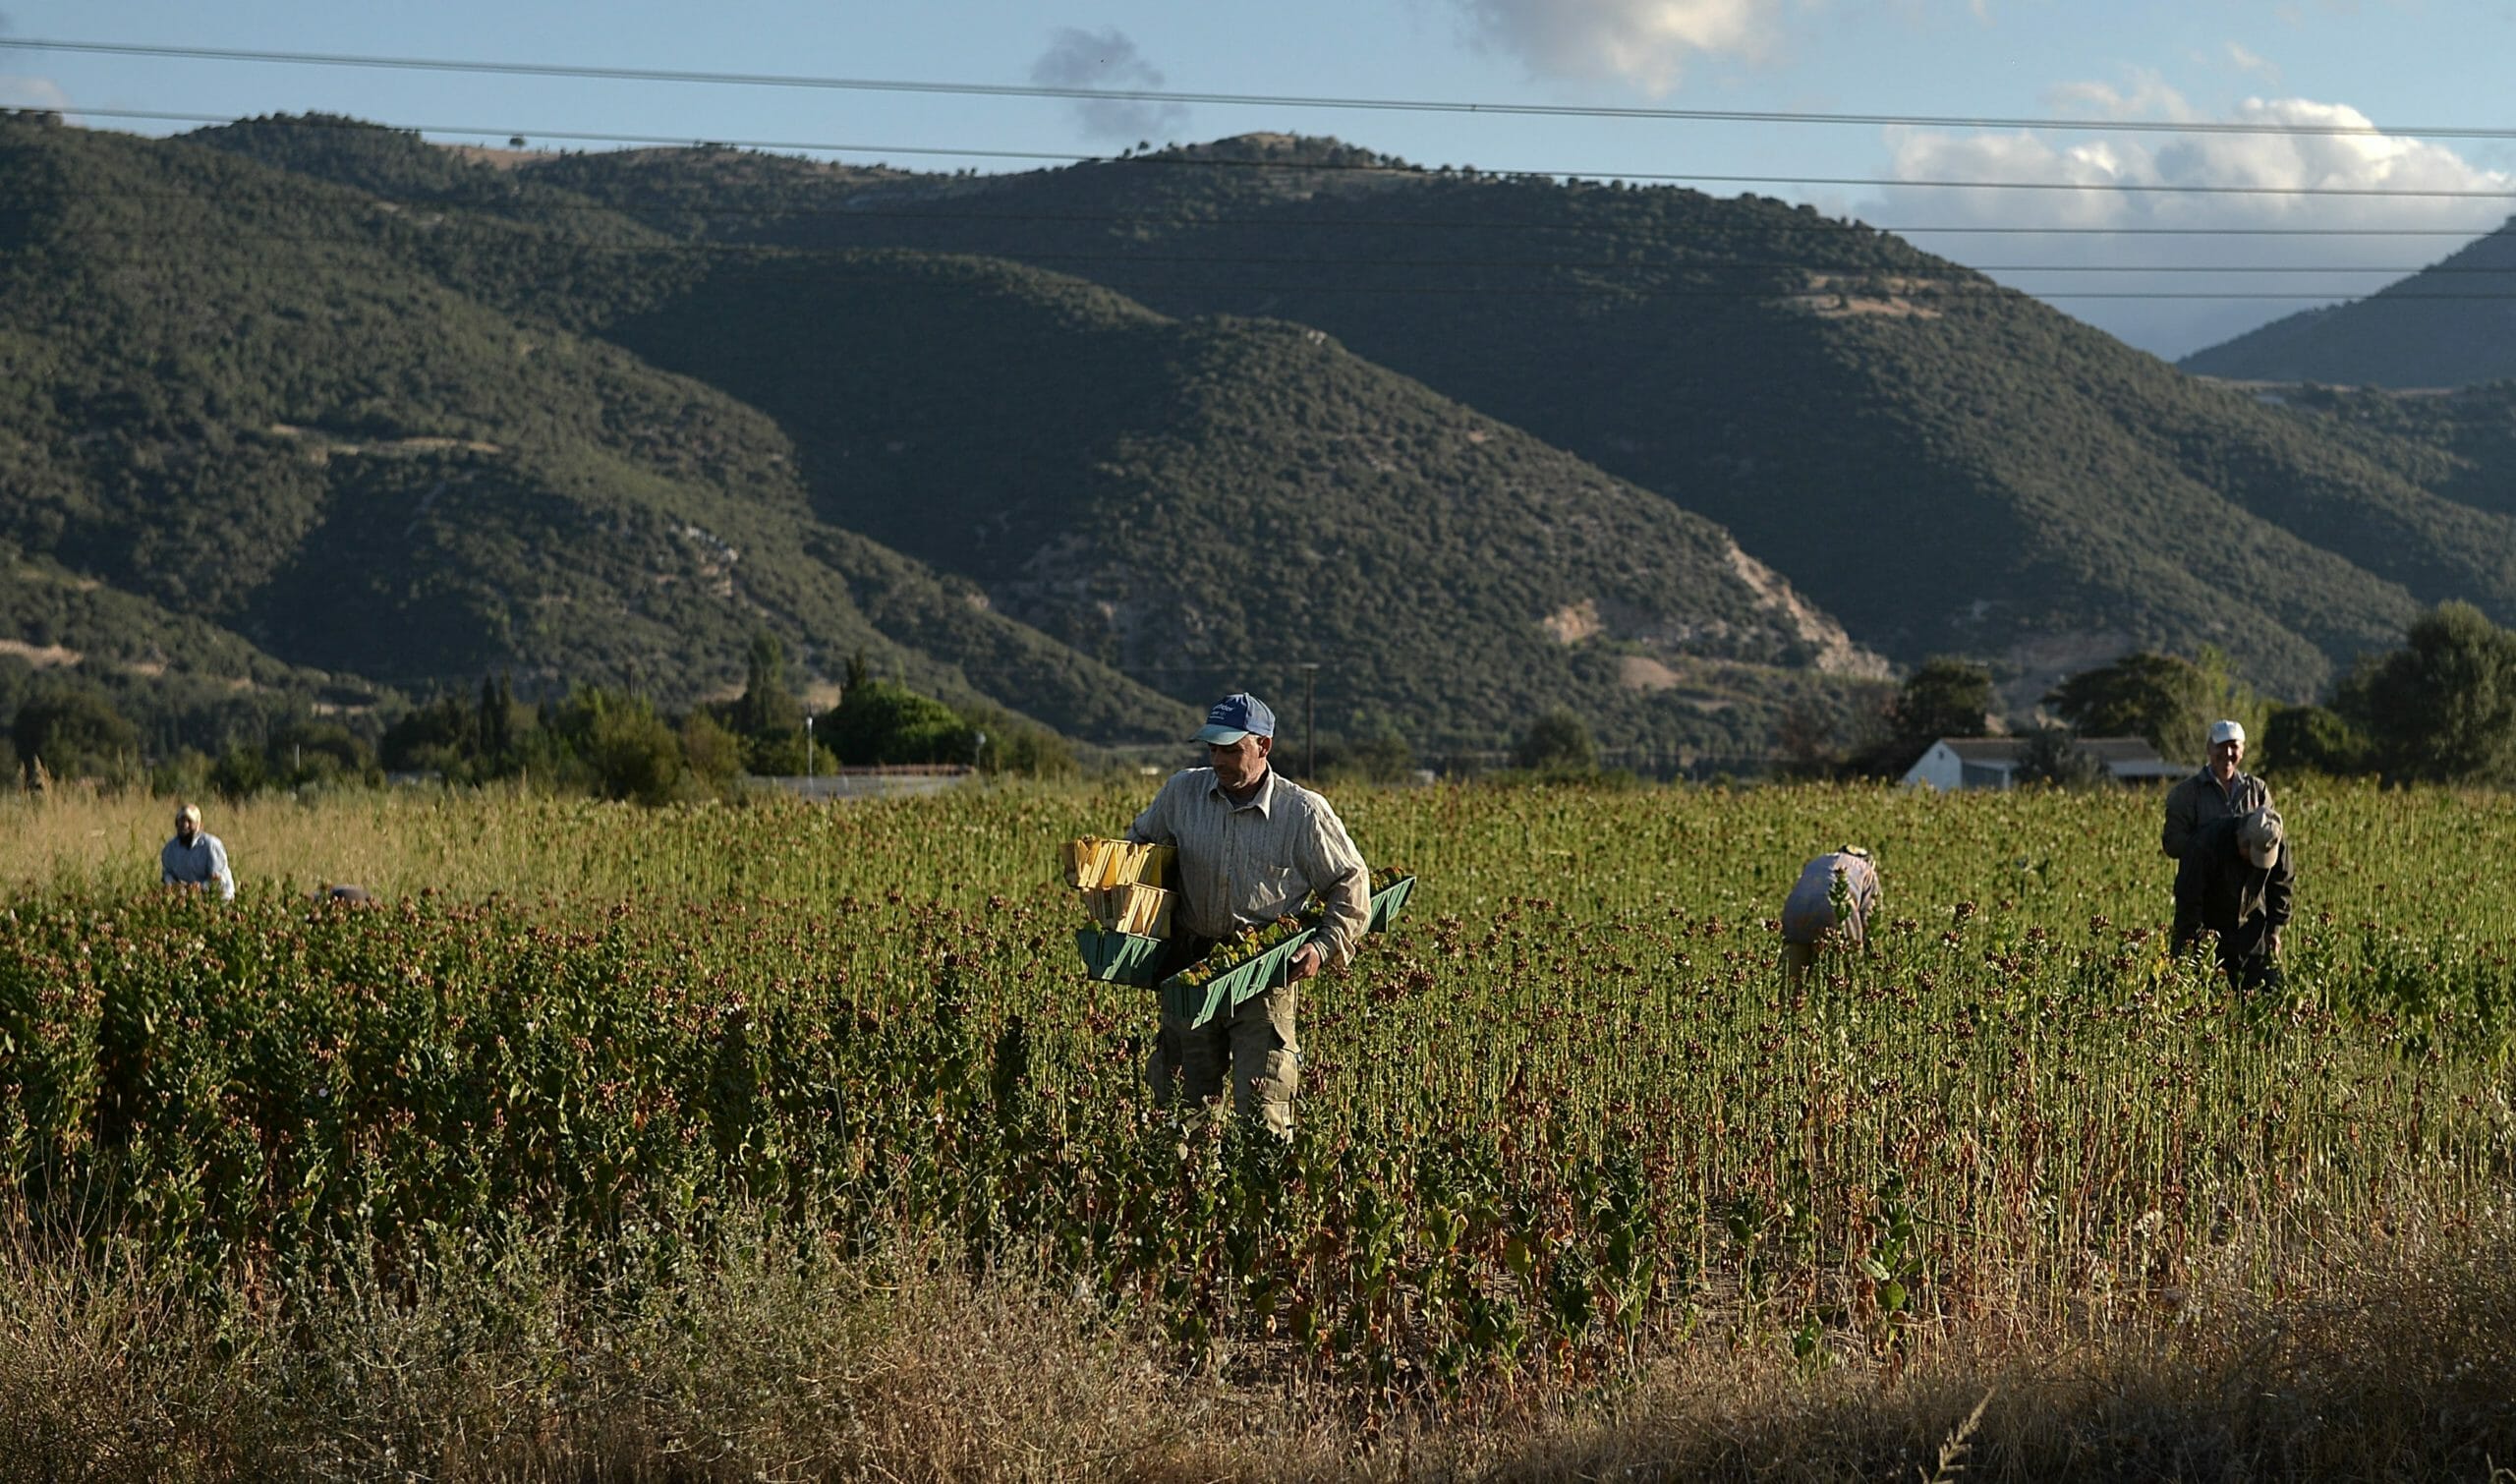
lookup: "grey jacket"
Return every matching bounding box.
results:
[2160,769,2269,860]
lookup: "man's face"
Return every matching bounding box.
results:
[1209,734,1271,792]
[174,813,197,843]
[2209,736,2244,778]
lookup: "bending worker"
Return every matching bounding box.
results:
[1128,692,1369,1135]
[160,802,235,901]
[2174,804,2294,993]
[2162,718,2270,860]
[1780,845,1880,986]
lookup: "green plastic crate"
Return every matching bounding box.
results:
[1154,874,1417,1031]
[1073,927,1168,987]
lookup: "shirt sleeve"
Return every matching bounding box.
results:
[2264,843,2294,930]
[2161,783,2193,860]
[208,837,234,900]
[2170,848,2204,953]
[1126,774,1176,846]
[1294,794,1370,968]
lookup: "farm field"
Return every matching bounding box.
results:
[2,780,2512,1481]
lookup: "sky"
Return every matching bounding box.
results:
[6,0,2515,359]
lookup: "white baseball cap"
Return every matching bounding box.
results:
[2207,719,2246,746]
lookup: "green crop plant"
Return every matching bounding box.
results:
[0,778,2509,1411]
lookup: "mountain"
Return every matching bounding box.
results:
[0,113,1192,745]
[6,114,1889,756]
[528,133,2516,699]
[0,545,384,759]
[2179,220,2516,389]
[16,112,2513,758]
[600,249,1886,753]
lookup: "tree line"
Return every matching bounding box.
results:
[1801,601,2516,786]
[5,633,1076,805]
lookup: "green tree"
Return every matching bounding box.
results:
[2044,649,2262,766]
[827,680,972,766]
[2336,601,2516,784]
[480,673,516,762]
[552,687,690,804]
[11,682,140,783]
[2013,724,2106,790]
[1892,658,1996,746]
[1515,707,1598,773]
[381,694,479,774]
[731,631,803,740]
[678,709,746,789]
[2261,703,2373,777]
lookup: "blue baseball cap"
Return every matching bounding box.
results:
[1195,692,1276,745]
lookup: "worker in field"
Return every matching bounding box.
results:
[160,802,235,901]
[1128,692,1369,1136]
[2161,719,2270,860]
[1780,845,1880,987]
[2173,804,2294,993]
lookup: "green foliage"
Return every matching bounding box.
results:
[1318,719,1419,784]
[0,781,2510,1403]
[665,131,2516,697]
[1893,657,1995,743]
[2180,221,2516,389]
[678,709,746,788]
[0,116,1186,749]
[2336,601,2516,785]
[1514,708,1599,773]
[9,680,139,783]
[2044,649,2263,767]
[550,688,692,805]
[828,680,974,767]
[729,630,803,741]
[2261,703,2373,777]
[959,704,1077,779]
[2012,724,2107,790]
[22,113,2516,765]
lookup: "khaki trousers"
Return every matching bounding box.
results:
[1146,978,1301,1136]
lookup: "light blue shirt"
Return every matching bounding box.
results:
[161,831,235,900]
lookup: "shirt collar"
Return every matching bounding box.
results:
[1206,766,1277,816]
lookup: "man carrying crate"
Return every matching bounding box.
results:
[1129,692,1370,1135]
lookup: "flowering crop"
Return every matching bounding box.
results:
[0,779,2510,1402]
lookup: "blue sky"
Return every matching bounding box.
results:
[7,0,2514,357]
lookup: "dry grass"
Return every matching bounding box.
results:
[2,1216,2507,1483]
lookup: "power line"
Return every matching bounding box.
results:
[19,37,2516,142]
[39,106,2516,200]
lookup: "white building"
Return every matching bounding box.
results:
[1901,736,2187,792]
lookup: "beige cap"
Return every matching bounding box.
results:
[2237,806,2283,870]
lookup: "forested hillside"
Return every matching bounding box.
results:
[672,134,2514,699]
[5,114,1888,755]
[2180,220,2516,389]
[0,114,1190,745]
[13,111,2516,759]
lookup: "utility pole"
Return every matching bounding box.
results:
[804,713,815,779]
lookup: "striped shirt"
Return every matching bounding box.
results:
[1128,767,1371,967]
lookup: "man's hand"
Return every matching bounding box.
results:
[2267,926,2284,959]
[1287,943,1325,983]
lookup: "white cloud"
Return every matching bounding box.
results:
[0,75,71,113]
[2226,42,2283,86]
[1862,84,2516,358]
[1028,27,1188,143]
[1455,0,1781,93]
